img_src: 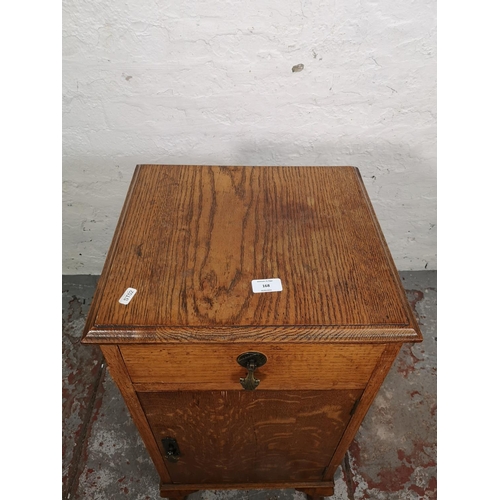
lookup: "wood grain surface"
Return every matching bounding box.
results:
[120,343,384,390]
[139,389,362,484]
[85,325,420,344]
[82,165,420,344]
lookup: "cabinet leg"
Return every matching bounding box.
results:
[296,486,334,499]
[160,489,197,499]
[161,487,332,500]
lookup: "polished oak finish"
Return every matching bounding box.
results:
[83,165,420,344]
[139,389,363,484]
[82,165,422,499]
[120,343,385,390]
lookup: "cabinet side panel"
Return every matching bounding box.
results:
[100,345,172,483]
[322,343,402,479]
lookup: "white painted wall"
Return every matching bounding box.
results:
[63,0,436,274]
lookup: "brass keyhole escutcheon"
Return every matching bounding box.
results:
[237,352,267,390]
[162,437,181,463]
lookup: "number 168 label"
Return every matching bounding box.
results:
[251,278,283,293]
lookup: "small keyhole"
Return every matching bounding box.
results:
[162,437,181,462]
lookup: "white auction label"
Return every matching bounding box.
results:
[119,287,137,305]
[251,278,283,293]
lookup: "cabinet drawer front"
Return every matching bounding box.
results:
[120,343,384,390]
[139,389,363,483]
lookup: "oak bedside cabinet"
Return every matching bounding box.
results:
[82,165,422,500]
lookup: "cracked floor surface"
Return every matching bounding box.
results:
[62,271,436,500]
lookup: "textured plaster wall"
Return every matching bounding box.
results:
[62,0,436,274]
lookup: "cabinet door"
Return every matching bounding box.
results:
[138,389,362,484]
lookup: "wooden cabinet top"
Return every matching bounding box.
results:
[82,165,421,344]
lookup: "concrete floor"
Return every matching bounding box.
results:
[63,271,436,500]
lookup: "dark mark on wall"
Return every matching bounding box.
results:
[292,63,304,73]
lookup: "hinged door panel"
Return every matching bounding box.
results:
[138,389,362,484]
